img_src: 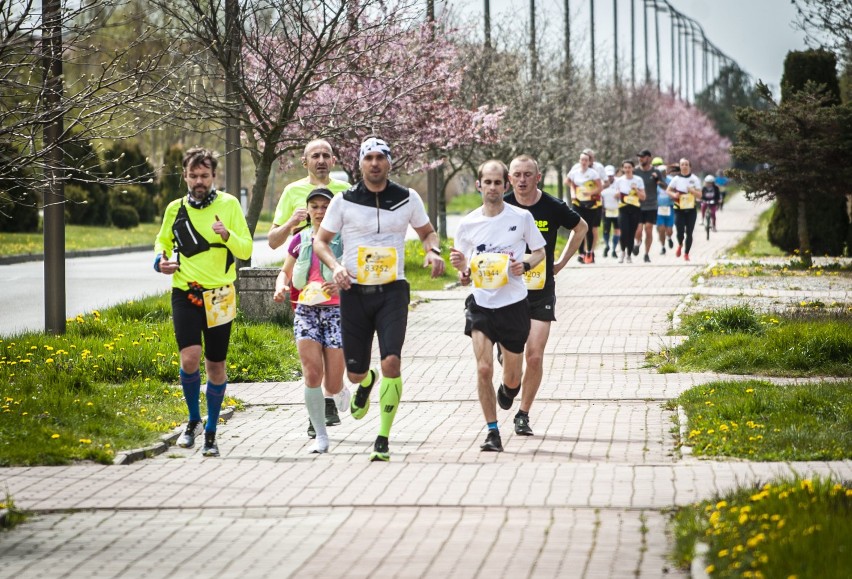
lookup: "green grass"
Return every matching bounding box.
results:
[657,306,852,376]
[0,294,299,466]
[671,475,852,578]
[0,492,27,530]
[0,220,274,258]
[404,239,457,290]
[729,203,786,258]
[672,379,852,460]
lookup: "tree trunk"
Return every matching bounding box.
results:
[236,145,276,274]
[797,190,812,267]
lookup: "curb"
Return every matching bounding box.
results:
[677,405,693,457]
[0,245,151,265]
[112,407,235,465]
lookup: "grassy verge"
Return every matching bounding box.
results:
[653,305,852,376]
[0,293,299,466]
[671,379,852,460]
[671,475,852,578]
[729,202,785,258]
[0,220,273,258]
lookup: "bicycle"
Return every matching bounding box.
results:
[701,202,717,240]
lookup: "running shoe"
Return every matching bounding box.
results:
[644,254,651,263]
[667,237,674,248]
[350,368,377,420]
[684,254,690,261]
[675,245,683,257]
[632,246,640,256]
[369,437,390,462]
[612,250,618,259]
[310,436,329,454]
[660,247,666,255]
[325,398,341,426]
[619,253,625,264]
[577,253,586,264]
[496,384,517,410]
[589,252,595,264]
[307,420,316,439]
[177,420,202,448]
[332,386,351,413]
[514,414,533,436]
[603,246,609,258]
[480,430,503,452]
[201,432,219,457]
[583,253,592,264]
[626,254,632,264]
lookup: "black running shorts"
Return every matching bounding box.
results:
[464,294,530,354]
[639,209,658,224]
[339,280,410,374]
[527,291,557,322]
[171,288,232,362]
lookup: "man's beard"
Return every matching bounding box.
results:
[189,185,210,200]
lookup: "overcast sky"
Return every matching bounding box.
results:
[448,0,811,95]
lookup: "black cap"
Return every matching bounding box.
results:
[637,149,652,157]
[306,187,333,202]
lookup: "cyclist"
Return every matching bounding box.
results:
[700,175,722,232]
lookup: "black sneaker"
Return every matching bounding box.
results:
[603,246,609,258]
[632,246,640,256]
[307,420,316,439]
[480,430,503,452]
[177,420,202,448]
[577,253,585,264]
[660,247,666,255]
[201,432,219,457]
[644,254,651,263]
[370,436,390,462]
[496,384,518,410]
[667,237,674,248]
[514,414,533,436]
[325,398,340,426]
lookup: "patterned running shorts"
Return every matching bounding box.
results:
[293,304,343,349]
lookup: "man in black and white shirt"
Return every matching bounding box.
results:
[313,137,445,462]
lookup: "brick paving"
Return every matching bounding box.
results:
[2,193,851,578]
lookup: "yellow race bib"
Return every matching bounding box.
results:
[203,284,236,328]
[624,187,641,207]
[523,258,546,290]
[605,208,619,218]
[356,246,397,285]
[678,192,695,210]
[297,281,331,306]
[470,253,510,289]
[576,180,596,202]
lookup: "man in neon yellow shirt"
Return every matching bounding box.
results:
[154,147,253,457]
[268,139,350,250]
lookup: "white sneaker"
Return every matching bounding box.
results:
[332,386,351,413]
[177,420,203,448]
[310,435,329,454]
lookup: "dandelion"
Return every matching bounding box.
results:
[79,439,92,444]
[51,433,60,439]
[718,549,729,558]
[705,565,715,574]
[45,358,54,363]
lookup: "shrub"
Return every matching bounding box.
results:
[158,144,185,213]
[110,204,139,229]
[0,189,39,233]
[111,184,156,223]
[768,195,849,256]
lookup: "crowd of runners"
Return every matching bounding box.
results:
[156,139,725,459]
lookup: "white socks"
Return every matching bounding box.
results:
[305,386,328,453]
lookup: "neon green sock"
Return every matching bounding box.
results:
[378,376,402,438]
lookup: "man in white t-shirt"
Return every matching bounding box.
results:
[314,137,445,462]
[450,160,546,452]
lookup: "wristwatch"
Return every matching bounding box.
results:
[523,261,532,272]
[429,247,442,256]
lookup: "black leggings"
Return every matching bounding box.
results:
[675,209,697,254]
[618,205,641,254]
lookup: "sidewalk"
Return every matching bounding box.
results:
[2,194,850,579]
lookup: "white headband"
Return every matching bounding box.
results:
[359,137,392,166]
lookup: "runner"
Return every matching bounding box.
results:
[273,188,347,454]
[600,165,620,259]
[155,147,253,457]
[313,137,445,462]
[633,149,664,263]
[653,158,675,254]
[613,160,646,264]
[666,158,702,261]
[504,155,587,435]
[450,160,547,452]
[565,151,602,264]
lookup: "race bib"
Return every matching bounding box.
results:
[605,208,619,218]
[678,193,695,210]
[523,258,546,290]
[203,283,236,328]
[470,253,510,289]
[356,246,397,285]
[624,187,641,207]
[657,206,671,216]
[576,180,596,202]
[297,281,331,306]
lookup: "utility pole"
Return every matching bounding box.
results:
[484,0,491,49]
[43,0,65,335]
[630,0,635,86]
[530,0,538,80]
[643,0,650,83]
[564,0,571,77]
[613,0,618,85]
[426,0,443,238]
[653,0,661,92]
[590,0,596,89]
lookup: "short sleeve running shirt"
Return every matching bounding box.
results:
[601,184,620,213]
[454,203,546,309]
[321,180,429,283]
[567,166,602,207]
[669,174,702,210]
[504,190,582,298]
[272,176,350,229]
[613,175,645,208]
[634,167,663,211]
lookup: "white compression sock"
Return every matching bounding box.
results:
[305,386,328,453]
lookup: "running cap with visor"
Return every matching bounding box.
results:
[637,149,652,157]
[704,175,716,183]
[306,187,334,202]
[652,156,664,166]
[604,165,616,177]
[359,137,392,166]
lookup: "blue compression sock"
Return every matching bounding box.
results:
[179,368,202,422]
[487,421,498,431]
[205,380,227,433]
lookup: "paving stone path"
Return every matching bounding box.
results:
[2,194,850,578]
